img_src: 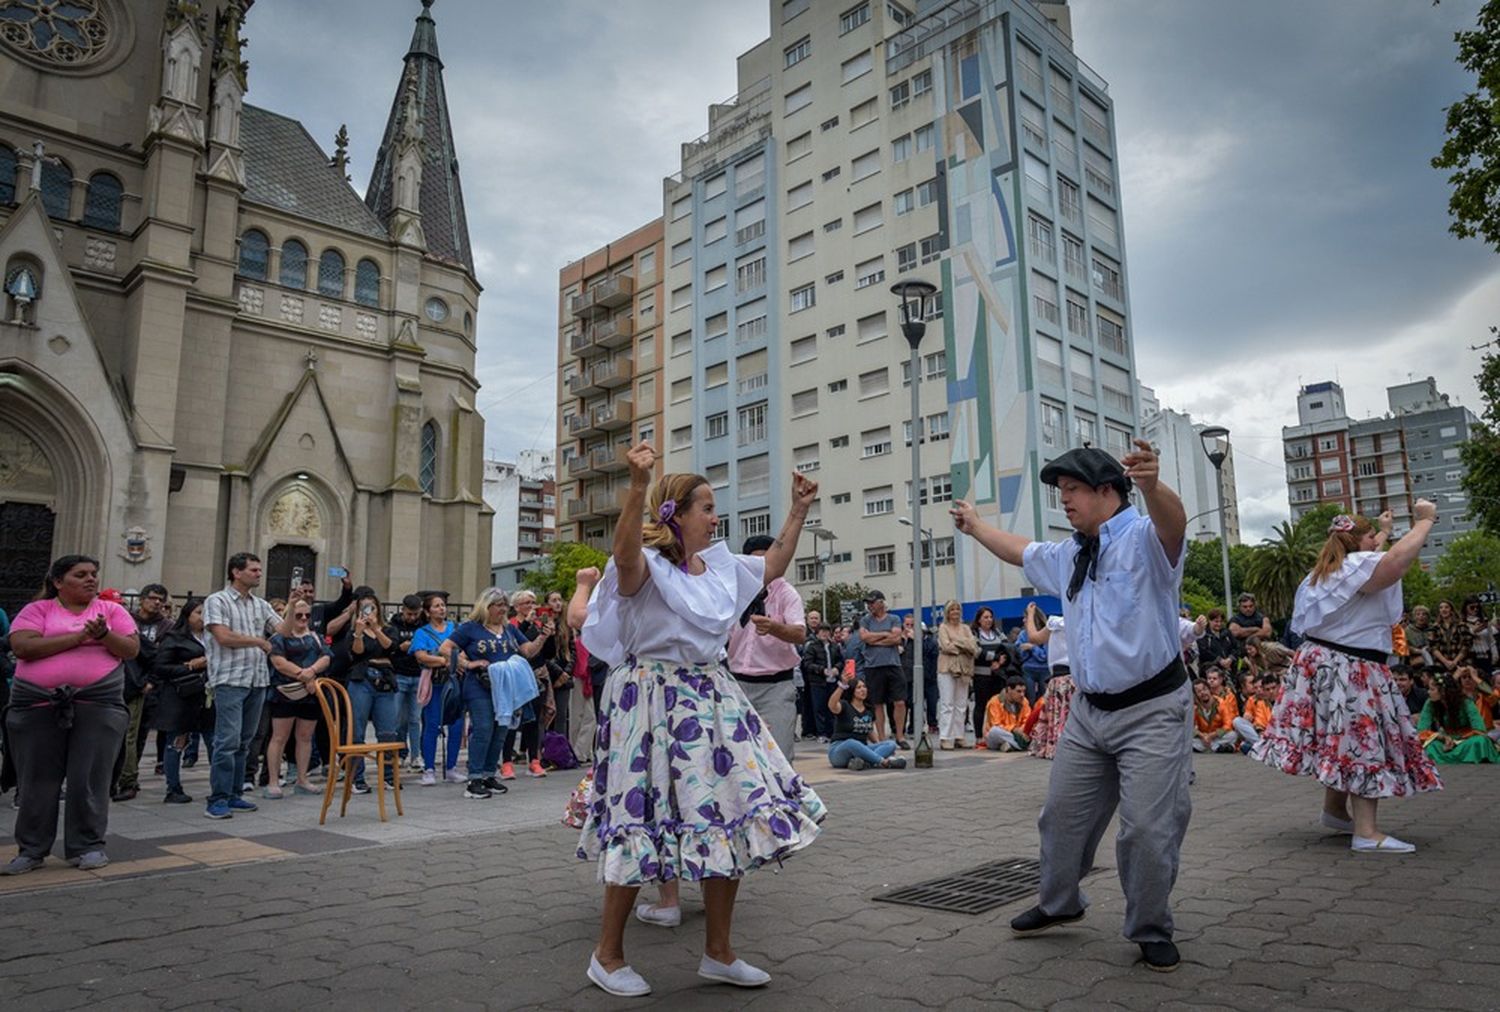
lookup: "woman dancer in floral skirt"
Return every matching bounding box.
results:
[578,441,825,997]
[1252,502,1442,853]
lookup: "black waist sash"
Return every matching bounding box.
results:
[1082,657,1187,713]
[1304,635,1386,665]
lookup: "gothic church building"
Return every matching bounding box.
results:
[0,0,491,614]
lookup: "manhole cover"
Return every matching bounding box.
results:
[873,857,1041,915]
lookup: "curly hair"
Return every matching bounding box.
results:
[642,472,711,568]
[1309,515,1374,586]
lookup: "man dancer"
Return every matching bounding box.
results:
[951,441,1189,972]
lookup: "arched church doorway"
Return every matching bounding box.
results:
[267,544,317,602]
[0,418,58,618]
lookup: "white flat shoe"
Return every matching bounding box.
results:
[1320,812,1354,834]
[634,902,682,927]
[698,955,771,987]
[587,953,651,996]
[1350,834,1415,854]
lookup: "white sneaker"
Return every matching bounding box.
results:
[635,902,682,927]
[1320,811,1354,834]
[444,769,466,784]
[419,770,437,786]
[698,955,770,988]
[1351,834,1415,854]
[587,953,650,997]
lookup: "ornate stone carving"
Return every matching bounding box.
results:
[355,312,376,339]
[0,420,54,496]
[119,525,151,563]
[267,487,321,539]
[317,304,341,331]
[0,0,112,68]
[238,284,263,315]
[83,237,116,272]
[278,294,304,324]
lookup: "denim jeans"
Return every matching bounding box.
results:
[462,674,502,778]
[1022,665,1049,705]
[347,679,400,783]
[809,679,835,739]
[209,685,267,805]
[827,738,897,767]
[420,687,463,772]
[395,674,422,759]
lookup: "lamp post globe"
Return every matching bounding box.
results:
[1196,425,1234,614]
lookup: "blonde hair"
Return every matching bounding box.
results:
[511,589,536,606]
[642,472,711,568]
[1309,516,1374,586]
[943,599,963,621]
[468,587,508,624]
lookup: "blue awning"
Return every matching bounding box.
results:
[890,595,1062,629]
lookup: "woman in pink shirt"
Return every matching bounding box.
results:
[2,555,139,875]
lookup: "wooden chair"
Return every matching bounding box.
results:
[312,677,405,824]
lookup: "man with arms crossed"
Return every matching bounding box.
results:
[951,440,1189,972]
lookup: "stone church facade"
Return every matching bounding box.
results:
[0,0,490,615]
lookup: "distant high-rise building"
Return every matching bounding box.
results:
[556,220,665,550]
[1139,385,1239,546]
[483,457,556,566]
[657,0,1137,618]
[1282,377,1476,567]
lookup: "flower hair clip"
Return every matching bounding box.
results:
[1328,514,1356,533]
[658,500,677,523]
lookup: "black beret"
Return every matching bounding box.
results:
[1039,446,1133,492]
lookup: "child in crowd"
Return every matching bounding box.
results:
[983,676,1031,752]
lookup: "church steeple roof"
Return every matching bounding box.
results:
[364,0,473,273]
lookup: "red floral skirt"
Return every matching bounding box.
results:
[1027,675,1074,760]
[1251,643,1441,798]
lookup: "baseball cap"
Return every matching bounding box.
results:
[865,589,885,602]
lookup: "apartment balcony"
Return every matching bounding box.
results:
[591,443,630,473]
[590,490,623,517]
[518,513,545,529]
[568,366,604,398]
[593,398,634,432]
[570,275,636,317]
[594,354,633,389]
[591,315,635,350]
[565,453,597,480]
[568,411,602,439]
[565,497,597,521]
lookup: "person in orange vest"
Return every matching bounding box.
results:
[983,676,1032,752]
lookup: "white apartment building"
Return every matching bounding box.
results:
[661,0,1136,621]
[1139,385,1241,546]
[483,457,557,567]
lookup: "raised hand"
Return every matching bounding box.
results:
[791,470,819,510]
[1378,509,1394,534]
[1413,498,1437,523]
[950,499,979,535]
[1122,439,1160,494]
[626,441,656,487]
[575,566,601,591]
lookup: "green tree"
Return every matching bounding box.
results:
[1432,0,1500,249]
[809,581,878,628]
[1433,529,1500,601]
[1459,350,1500,535]
[1184,539,1246,607]
[1293,502,1347,544]
[1244,520,1319,622]
[1402,565,1440,613]
[1179,575,1221,620]
[519,541,609,598]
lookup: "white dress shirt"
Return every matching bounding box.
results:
[1022,507,1185,695]
[1290,551,1400,652]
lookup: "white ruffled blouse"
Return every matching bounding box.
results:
[581,542,766,668]
[1289,551,1400,652]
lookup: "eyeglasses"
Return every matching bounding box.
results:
[293,612,311,619]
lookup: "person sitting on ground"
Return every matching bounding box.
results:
[1417,672,1499,763]
[1456,665,1500,741]
[1192,679,1237,753]
[984,676,1032,752]
[1204,668,1239,723]
[1428,599,1473,676]
[1393,664,1427,718]
[1231,675,1277,752]
[827,673,905,770]
[1403,605,1433,672]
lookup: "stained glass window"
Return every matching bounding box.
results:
[279,239,307,289]
[237,229,268,280]
[0,1,112,67]
[354,258,380,307]
[81,171,121,229]
[317,248,344,298]
[419,421,438,495]
[0,145,17,204]
[39,157,71,218]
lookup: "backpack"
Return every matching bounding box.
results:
[541,730,579,771]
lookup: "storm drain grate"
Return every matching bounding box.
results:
[872,857,1042,915]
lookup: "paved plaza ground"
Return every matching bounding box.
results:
[1,744,1496,1010]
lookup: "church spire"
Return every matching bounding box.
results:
[364,0,473,272]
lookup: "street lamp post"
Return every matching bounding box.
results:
[892,279,937,766]
[1198,425,1234,615]
[810,527,838,625]
[899,517,938,630]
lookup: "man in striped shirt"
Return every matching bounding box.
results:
[203,552,281,820]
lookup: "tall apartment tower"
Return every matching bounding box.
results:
[661,0,1137,617]
[556,220,666,549]
[1282,377,1476,567]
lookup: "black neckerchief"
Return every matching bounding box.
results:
[1067,502,1131,601]
[738,587,770,627]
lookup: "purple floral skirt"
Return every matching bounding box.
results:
[576,657,826,886]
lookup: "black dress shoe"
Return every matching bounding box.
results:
[1010,905,1085,935]
[1139,940,1180,972]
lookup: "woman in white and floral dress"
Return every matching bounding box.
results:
[577,441,825,997]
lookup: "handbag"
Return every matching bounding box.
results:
[439,674,464,726]
[275,679,311,701]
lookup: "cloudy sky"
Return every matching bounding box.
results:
[242,0,1495,542]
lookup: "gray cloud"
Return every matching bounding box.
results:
[242,0,1496,540]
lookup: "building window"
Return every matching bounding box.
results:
[0,145,16,204]
[735,254,767,293]
[790,283,816,312]
[280,239,308,288]
[784,35,811,67]
[862,426,893,458]
[425,296,448,322]
[786,83,813,115]
[828,378,848,392]
[788,181,813,210]
[863,486,895,516]
[892,134,912,162]
[738,401,768,446]
[852,148,881,180]
[736,310,767,344]
[796,559,820,584]
[866,546,896,575]
[821,115,840,132]
[237,229,269,280]
[890,80,910,110]
[896,242,917,273]
[916,178,939,206]
[317,248,345,297]
[790,335,817,365]
[894,188,914,216]
[39,157,71,218]
[420,421,439,495]
[354,258,381,307]
[1091,255,1122,301]
[792,387,818,415]
[1041,400,1065,447]
[852,202,883,234]
[81,171,122,230]
[914,124,934,152]
[912,69,932,96]
[855,256,885,289]
[825,269,844,285]
[842,50,873,84]
[840,2,870,35]
[706,412,728,439]
[888,2,912,27]
[795,443,820,472]
[671,425,693,450]
[850,97,879,129]
[741,511,772,539]
[858,367,889,398]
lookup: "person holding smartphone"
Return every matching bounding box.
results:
[347,592,398,792]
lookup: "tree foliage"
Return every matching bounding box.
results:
[1433,529,1500,601]
[1244,520,1319,622]
[1459,349,1500,535]
[806,581,878,628]
[1179,575,1221,620]
[1183,539,1251,608]
[1432,0,1500,249]
[519,541,609,598]
[1402,564,1441,613]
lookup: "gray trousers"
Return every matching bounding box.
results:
[733,675,797,761]
[6,672,129,860]
[1037,681,1192,943]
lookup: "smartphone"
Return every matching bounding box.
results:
[328,566,349,579]
[360,604,376,618]
[290,566,304,587]
[535,606,554,621]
